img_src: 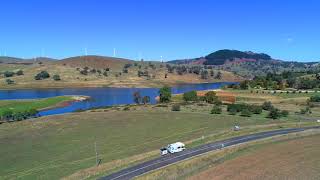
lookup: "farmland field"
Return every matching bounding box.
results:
[188,133,320,180]
[0,109,309,180]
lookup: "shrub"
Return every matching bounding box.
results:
[211,106,222,114]
[16,70,24,76]
[4,71,14,77]
[52,74,61,81]
[183,91,198,102]
[1,109,13,121]
[80,69,88,75]
[142,96,151,104]
[262,101,274,111]
[309,95,320,102]
[204,91,219,104]
[6,79,15,85]
[34,71,50,80]
[159,86,171,103]
[240,108,252,117]
[103,71,108,77]
[123,106,130,111]
[268,108,282,119]
[124,64,132,69]
[133,91,142,104]
[123,68,128,73]
[281,110,289,117]
[250,105,263,114]
[228,107,237,115]
[171,104,180,111]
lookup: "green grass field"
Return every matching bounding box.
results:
[0,110,305,180]
[0,96,74,114]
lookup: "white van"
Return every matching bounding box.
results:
[167,142,186,154]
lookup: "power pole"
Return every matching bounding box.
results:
[94,141,98,166]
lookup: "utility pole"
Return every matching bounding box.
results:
[94,141,99,166]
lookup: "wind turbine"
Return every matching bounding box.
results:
[113,48,116,57]
[85,48,88,56]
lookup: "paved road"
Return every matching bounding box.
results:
[100,126,320,180]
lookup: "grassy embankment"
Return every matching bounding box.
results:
[0,96,75,115]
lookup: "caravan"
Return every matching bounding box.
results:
[160,142,186,155]
[167,142,186,154]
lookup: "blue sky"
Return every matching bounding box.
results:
[0,0,319,61]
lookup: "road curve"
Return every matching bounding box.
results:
[100,126,320,180]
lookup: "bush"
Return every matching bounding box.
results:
[309,95,320,102]
[123,68,128,73]
[268,108,282,119]
[80,69,88,75]
[228,107,237,115]
[52,74,61,81]
[6,79,15,85]
[4,71,14,77]
[240,108,252,117]
[103,71,108,77]
[133,91,142,104]
[35,71,50,80]
[211,106,222,114]
[262,101,274,111]
[204,91,219,104]
[1,109,13,121]
[281,110,289,117]
[142,96,150,104]
[159,86,171,103]
[171,104,181,111]
[250,105,262,114]
[124,64,132,69]
[183,91,198,102]
[16,70,24,76]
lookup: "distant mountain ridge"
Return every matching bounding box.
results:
[168,49,273,65]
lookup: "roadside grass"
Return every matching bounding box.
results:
[0,96,74,114]
[0,110,308,180]
[135,129,320,180]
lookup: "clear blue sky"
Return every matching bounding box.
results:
[0,0,319,61]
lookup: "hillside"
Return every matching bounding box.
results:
[58,55,132,69]
[168,50,320,78]
[0,55,243,89]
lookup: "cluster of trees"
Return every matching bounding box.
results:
[133,92,151,104]
[78,67,109,77]
[0,109,38,122]
[261,101,289,119]
[309,95,320,102]
[182,91,222,105]
[2,70,24,78]
[35,71,50,80]
[212,101,289,119]
[233,71,320,90]
[165,64,222,80]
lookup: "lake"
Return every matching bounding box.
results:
[0,82,236,116]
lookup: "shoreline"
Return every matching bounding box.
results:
[38,95,90,111]
[0,80,241,91]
